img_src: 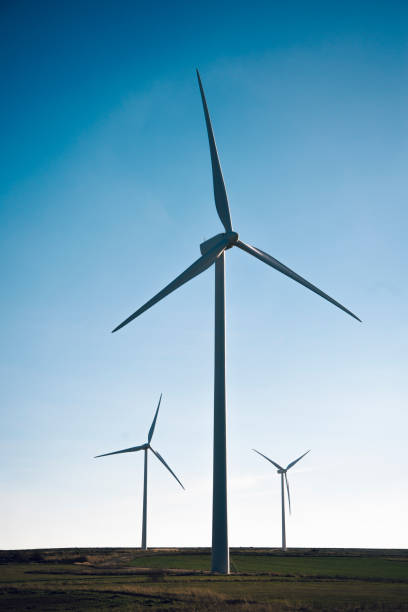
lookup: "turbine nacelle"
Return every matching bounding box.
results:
[277,468,286,474]
[200,231,239,255]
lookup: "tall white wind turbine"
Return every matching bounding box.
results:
[94,394,184,550]
[112,70,360,573]
[253,449,310,551]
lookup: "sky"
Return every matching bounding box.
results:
[1,0,407,550]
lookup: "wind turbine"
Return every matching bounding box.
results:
[111,70,360,573]
[94,394,184,550]
[253,449,310,551]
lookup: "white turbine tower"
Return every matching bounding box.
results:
[253,449,310,551]
[94,394,184,550]
[112,70,360,573]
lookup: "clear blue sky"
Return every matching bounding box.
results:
[1,0,407,549]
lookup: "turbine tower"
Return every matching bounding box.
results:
[253,449,310,551]
[94,394,184,550]
[112,71,360,573]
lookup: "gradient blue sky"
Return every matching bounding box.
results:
[1,0,407,549]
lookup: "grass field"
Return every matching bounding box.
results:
[1,547,407,611]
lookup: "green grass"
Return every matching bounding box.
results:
[234,553,408,579]
[132,553,211,570]
[1,548,408,611]
[130,552,408,580]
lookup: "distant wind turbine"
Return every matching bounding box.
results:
[253,449,310,551]
[111,70,360,573]
[94,394,184,550]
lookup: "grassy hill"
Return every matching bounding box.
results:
[1,547,407,610]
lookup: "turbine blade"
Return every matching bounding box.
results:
[94,443,147,458]
[236,240,361,322]
[286,449,311,471]
[196,69,233,233]
[150,448,185,489]
[112,237,228,332]
[285,472,292,515]
[252,449,284,471]
[148,394,162,443]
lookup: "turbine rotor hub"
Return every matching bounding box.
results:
[225,231,239,249]
[200,231,239,255]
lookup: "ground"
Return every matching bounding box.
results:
[0,547,407,611]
